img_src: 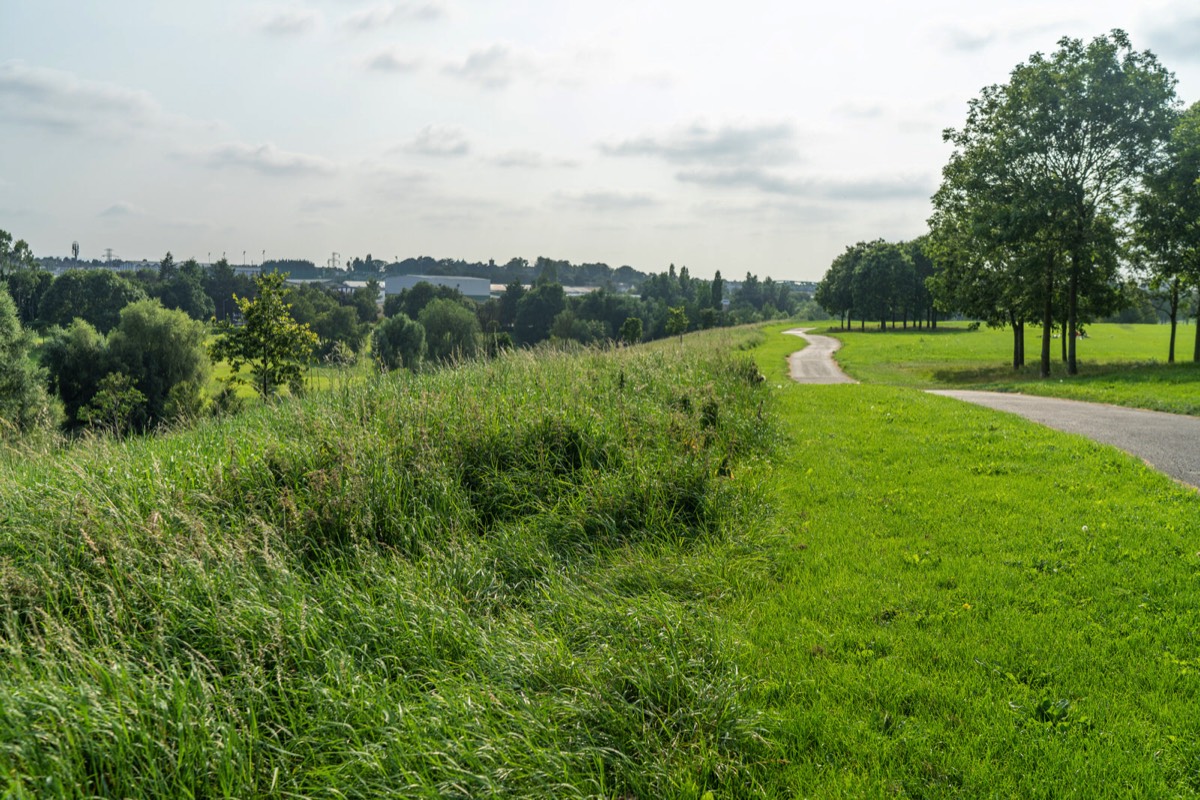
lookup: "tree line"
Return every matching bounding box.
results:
[0,233,801,439]
[815,30,1200,373]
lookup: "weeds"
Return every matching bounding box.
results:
[0,334,774,797]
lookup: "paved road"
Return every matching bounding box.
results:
[783,328,857,384]
[930,390,1200,490]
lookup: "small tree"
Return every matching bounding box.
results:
[210,272,318,400]
[79,372,145,437]
[619,316,643,345]
[372,313,426,371]
[665,305,688,342]
[419,298,480,363]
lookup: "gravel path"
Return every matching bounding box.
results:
[929,390,1200,490]
[784,328,857,384]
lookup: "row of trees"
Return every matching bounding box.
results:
[0,227,804,438]
[814,239,937,331]
[815,31,1200,373]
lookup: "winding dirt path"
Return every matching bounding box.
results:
[783,328,857,384]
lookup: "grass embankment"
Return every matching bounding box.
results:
[0,333,778,798]
[742,331,1200,797]
[827,322,1200,415]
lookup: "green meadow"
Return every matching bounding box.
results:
[1,323,1198,797]
[823,321,1200,416]
[741,324,1200,796]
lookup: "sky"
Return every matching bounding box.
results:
[2,1,1200,282]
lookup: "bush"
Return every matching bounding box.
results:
[371,313,426,371]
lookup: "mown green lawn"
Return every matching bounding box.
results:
[739,328,1200,797]
[807,321,1200,415]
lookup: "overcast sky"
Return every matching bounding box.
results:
[2,1,1199,281]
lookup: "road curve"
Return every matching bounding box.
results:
[783,328,858,384]
[929,390,1200,490]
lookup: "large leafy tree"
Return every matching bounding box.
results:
[936,30,1177,375]
[108,299,211,426]
[372,313,426,371]
[1135,101,1200,362]
[0,286,52,434]
[41,319,111,427]
[37,269,147,334]
[419,298,480,363]
[210,272,318,399]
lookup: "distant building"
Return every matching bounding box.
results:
[384,274,491,302]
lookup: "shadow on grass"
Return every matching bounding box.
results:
[934,360,1200,387]
[821,325,974,336]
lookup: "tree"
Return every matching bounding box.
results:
[419,298,480,362]
[0,229,37,278]
[5,268,53,326]
[204,258,256,322]
[0,287,52,434]
[513,282,565,345]
[41,319,110,427]
[108,299,211,427]
[1135,101,1200,362]
[372,313,426,371]
[37,269,147,334]
[154,258,215,321]
[210,272,318,400]
[78,372,145,437]
[940,31,1176,375]
[665,306,688,342]
[711,270,725,309]
[619,316,643,345]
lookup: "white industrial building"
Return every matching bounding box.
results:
[384,274,492,302]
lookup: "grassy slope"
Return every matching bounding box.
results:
[0,335,779,799]
[746,326,1200,797]
[823,321,1200,416]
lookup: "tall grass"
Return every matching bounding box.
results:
[0,334,776,798]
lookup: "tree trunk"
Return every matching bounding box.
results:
[1061,319,1067,362]
[1194,293,1200,362]
[1067,257,1079,375]
[1168,276,1179,363]
[1040,259,1054,378]
[1010,312,1020,370]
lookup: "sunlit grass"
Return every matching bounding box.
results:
[737,335,1200,796]
[815,321,1200,415]
[0,341,778,798]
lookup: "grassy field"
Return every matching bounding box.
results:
[818,321,1200,415]
[743,327,1200,797]
[0,332,780,798]
[4,323,1199,797]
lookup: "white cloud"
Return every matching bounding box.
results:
[1145,4,1200,61]
[402,125,470,157]
[99,201,145,218]
[676,168,933,200]
[343,2,447,32]
[486,150,578,169]
[554,190,658,211]
[363,49,423,73]
[600,122,801,167]
[0,61,164,135]
[257,9,322,36]
[442,44,534,90]
[202,142,338,176]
